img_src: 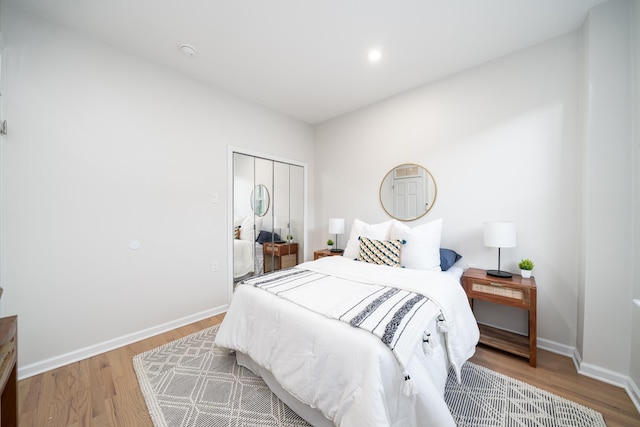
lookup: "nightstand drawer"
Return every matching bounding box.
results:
[264,243,297,257]
[470,282,527,303]
[314,249,343,260]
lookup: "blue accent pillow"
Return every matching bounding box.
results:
[256,230,281,243]
[440,248,462,271]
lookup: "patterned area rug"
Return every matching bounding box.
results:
[133,326,607,427]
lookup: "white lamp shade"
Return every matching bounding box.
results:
[328,218,345,234]
[483,221,516,248]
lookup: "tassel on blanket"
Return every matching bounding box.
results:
[422,332,437,356]
[402,372,417,396]
[436,313,448,333]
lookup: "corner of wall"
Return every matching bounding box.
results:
[577,359,634,390]
[544,336,639,413]
[628,376,640,415]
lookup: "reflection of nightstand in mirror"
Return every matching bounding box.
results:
[314,249,343,260]
[264,242,298,273]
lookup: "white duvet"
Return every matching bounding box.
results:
[233,239,254,278]
[215,256,479,427]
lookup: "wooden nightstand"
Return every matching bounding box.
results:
[461,268,537,367]
[264,242,298,273]
[0,316,17,426]
[313,249,344,260]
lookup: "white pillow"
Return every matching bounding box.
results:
[390,218,443,271]
[234,215,244,228]
[343,219,394,259]
[240,216,263,241]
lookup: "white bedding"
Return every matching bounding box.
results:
[216,256,479,427]
[233,239,254,278]
[233,240,264,278]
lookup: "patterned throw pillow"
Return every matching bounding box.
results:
[234,226,241,239]
[357,236,404,267]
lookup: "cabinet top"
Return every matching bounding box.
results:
[0,316,17,345]
[463,268,536,288]
[263,242,297,247]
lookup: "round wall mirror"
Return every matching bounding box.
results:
[250,184,270,217]
[379,163,437,221]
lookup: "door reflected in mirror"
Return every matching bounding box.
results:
[379,163,437,221]
[250,184,270,217]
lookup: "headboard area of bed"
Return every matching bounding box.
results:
[341,217,462,273]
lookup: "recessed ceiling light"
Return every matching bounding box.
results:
[180,44,197,58]
[368,49,382,63]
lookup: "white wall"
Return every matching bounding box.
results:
[315,31,581,349]
[580,0,634,382]
[1,5,314,375]
[630,0,640,403]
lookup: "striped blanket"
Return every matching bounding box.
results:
[240,267,444,396]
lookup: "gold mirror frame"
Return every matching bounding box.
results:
[379,163,437,221]
[250,184,270,217]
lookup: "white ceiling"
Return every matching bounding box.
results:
[9,0,606,124]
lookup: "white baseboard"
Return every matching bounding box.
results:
[578,360,640,414]
[539,339,640,415]
[578,360,631,388]
[537,337,575,358]
[570,346,640,415]
[18,304,228,380]
[572,347,584,375]
[627,376,640,414]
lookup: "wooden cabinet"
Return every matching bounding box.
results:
[461,268,537,367]
[0,316,17,426]
[264,242,298,273]
[313,249,344,260]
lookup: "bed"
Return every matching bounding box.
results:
[217,218,479,427]
[233,239,263,279]
[233,215,270,280]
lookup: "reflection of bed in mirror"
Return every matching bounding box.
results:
[234,215,284,281]
[233,216,263,281]
[233,239,261,279]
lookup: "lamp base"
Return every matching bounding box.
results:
[486,269,512,278]
[330,248,344,253]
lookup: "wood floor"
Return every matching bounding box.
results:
[470,345,640,427]
[17,314,640,426]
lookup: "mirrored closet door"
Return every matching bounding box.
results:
[232,152,304,287]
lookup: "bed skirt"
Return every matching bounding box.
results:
[236,351,336,427]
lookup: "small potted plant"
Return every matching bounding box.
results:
[518,258,534,278]
[327,239,334,250]
[286,234,294,243]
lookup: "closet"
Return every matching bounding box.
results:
[231,151,304,287]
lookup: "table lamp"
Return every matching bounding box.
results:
[273,216,286,243]
[483,221,516,278]
[328,218,345,253]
